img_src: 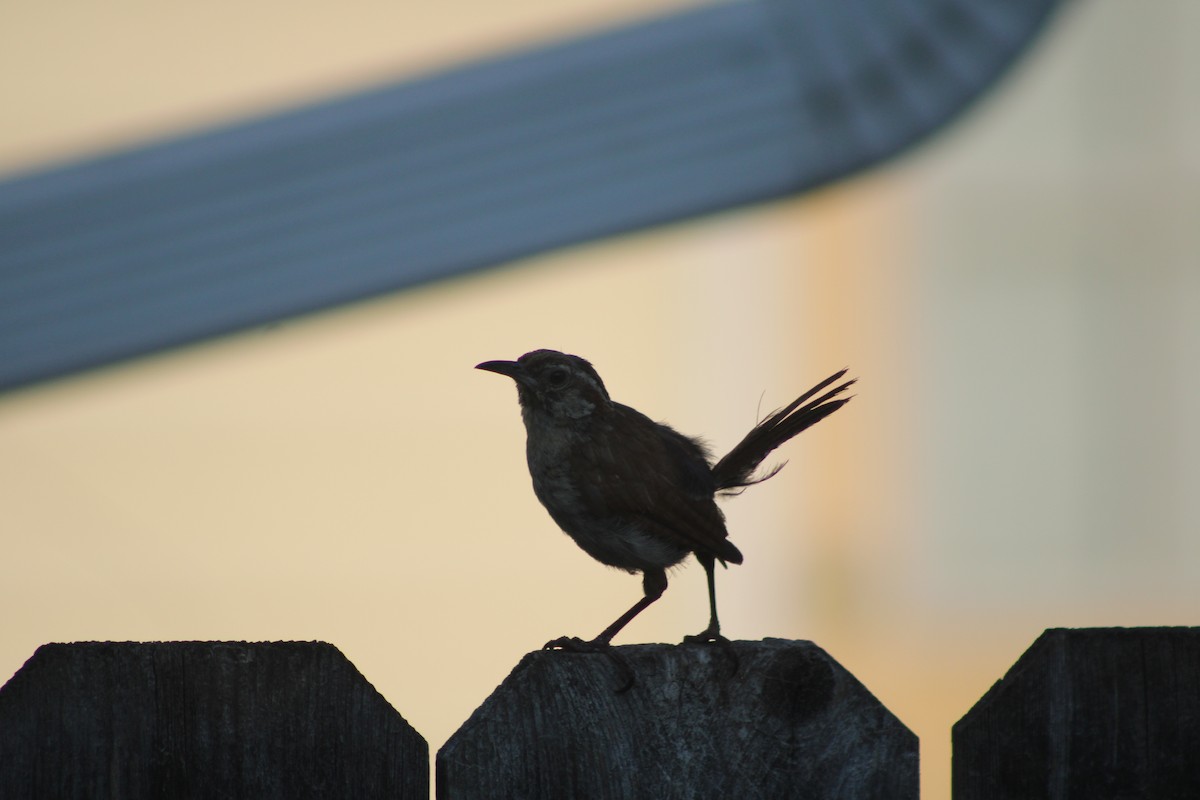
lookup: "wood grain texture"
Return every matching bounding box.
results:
[0,641,427,799]
[953,627,1200,799]
[438,638,917,799]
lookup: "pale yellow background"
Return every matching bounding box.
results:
[2,3,1198,798]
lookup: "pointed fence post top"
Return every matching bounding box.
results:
[439,638,917,800]
[0,641,428,800]
[954,626,1200,799]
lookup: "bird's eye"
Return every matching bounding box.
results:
[546,368,570,388]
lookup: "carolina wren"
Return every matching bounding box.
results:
[477,349,853,651]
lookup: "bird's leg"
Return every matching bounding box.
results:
[683,555,739,674]
[546,568,667,650]
[544,569,668,691]
[683,554,725,642]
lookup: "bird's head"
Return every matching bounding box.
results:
[476,349,610,421]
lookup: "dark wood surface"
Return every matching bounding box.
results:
[953,627,1200,799]
[438,638,917,799]
[0,641,428,799]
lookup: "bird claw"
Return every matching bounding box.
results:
[543,636,636,693]
[682,631,740,677]
[543,636,592,651]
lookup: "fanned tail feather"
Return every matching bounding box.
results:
[712,369,855,493]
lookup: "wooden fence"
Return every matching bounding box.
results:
[0,628,1196,798]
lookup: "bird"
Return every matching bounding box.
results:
[476,349,854,653]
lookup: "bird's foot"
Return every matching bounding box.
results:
[543,636,635,692]
[682,629,739,676]
[543,635,600,652]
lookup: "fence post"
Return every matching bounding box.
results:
[437,638,917,799]
[0,641,428,799]
[953,627,1200,798]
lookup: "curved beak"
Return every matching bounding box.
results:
[475,359,535,389]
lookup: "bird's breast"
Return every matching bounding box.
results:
[522,420,689,572]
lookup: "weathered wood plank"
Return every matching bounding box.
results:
[0,641,428,799]
[438,638,917,799]
[953,627,1200,799]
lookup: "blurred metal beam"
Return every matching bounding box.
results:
[0,0,1063,391]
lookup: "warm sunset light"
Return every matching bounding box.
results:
[2,3,1197,798]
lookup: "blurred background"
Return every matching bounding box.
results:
[1,1,1197,797]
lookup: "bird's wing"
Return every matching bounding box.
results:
[574,405,743,564]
